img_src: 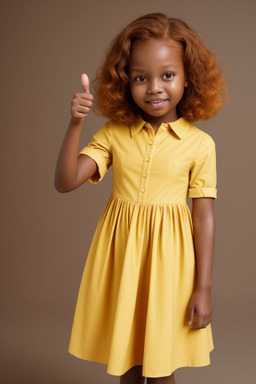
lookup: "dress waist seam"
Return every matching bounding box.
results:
[109,193,188,207]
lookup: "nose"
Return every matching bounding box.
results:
[147,78,162,94]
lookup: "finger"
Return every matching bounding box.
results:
[191,315,209,330]
[72,94,93,111]
[71,104,91,117]
[76,105,91,114]
[192,323,206,330]
[77,98,93,108]
[73,92,93,104]
[203,315,212,328]
[81,73,90,93]
[188,306,195,326]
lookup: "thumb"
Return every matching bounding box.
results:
[189,305,195,326]
[81,73,90,93]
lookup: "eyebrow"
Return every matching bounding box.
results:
[130,64,178,72]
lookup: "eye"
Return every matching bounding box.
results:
[163,72,175,80]
[134,75,146,82]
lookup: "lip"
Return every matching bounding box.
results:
[145,99,168,108]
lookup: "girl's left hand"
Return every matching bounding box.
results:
[188,288,213,330]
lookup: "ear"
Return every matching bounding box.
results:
[184,80,189,88]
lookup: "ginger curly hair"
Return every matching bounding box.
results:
[95,13,228,123]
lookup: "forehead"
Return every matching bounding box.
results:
[129,38,184,68]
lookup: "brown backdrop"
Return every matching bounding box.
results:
[1,0,255,383]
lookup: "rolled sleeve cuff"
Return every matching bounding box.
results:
[79,147,108,184]
[188,187,217,199]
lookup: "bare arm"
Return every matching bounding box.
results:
[188,197,215,330]
[54,74,97,192]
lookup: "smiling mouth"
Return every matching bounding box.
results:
[146,99,168,107]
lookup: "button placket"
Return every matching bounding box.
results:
[139,134,156,201]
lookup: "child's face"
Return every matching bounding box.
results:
[129,38,188,126]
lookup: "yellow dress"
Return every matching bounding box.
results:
[69,116,216,378]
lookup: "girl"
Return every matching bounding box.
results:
[55,13,227,384]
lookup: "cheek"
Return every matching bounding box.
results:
[169,79,184,90]
[168,80,186,98]
[130,86,143,102]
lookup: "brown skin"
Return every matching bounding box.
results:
[120,366,145,384]
[55,39,215,383]
[54,74,97,193]
[119,200,214,384]
[189,197,214,330]
[120,366,175,384]
[129,38,188,132]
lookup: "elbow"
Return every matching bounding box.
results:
[54,177,70,193]
[54,177,82,193]
[192,212,214,226]
[54,182,67,193]
[55,186,66,193]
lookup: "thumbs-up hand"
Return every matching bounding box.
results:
[81,73,90,93]
[71,73,94,123]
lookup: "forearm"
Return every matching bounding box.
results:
[55,73,96,193]
[192,198,215,291]
[54,119,83,192]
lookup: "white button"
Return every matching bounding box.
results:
[155,140,158,144]
[143,174,148,178]
[149,140,153,145]
[141,188,145,193]
[146,157,150,162]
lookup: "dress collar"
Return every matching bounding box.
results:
[130,116,191,139]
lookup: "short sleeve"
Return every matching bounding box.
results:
[79,121,113,184]
[188,134,217,199]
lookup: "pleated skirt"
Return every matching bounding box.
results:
[69,195,213,377]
